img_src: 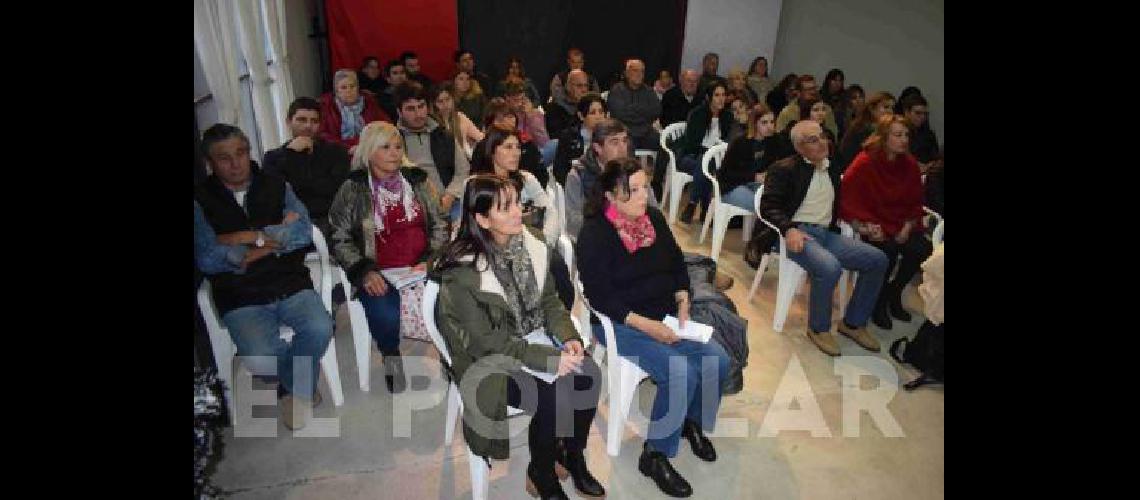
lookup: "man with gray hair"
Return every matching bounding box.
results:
[662,68,702,125]
[757,120,888,357]
[607,58,668,199]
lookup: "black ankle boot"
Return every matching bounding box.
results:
[526,461,569,500]
[554,439,606,498]
[887,284,912,322]
[639,442,693,497]
[681,419,716,462]
[871,296,893,330]
[680,202,697,224]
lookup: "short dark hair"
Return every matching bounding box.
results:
[585,157,644,217]
[386,59,405,77]
[798,96,822,121]
[590,118,628,147]
[577,93,607,117]
[394,82,427,109]
[454,49,473,63]
[287,97,321,120]
[482,97,514,128]
[796,75,817,91]
[902,94,928,112]
[703,52,719,63]
[360,55,379,69]
[200,123,250,159]
[400,51,418,64]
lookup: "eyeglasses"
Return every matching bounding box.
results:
[798,135,826,145]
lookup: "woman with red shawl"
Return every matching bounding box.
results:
[840,114,933,330]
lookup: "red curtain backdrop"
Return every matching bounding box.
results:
[325,0,459,85]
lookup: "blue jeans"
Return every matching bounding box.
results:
[785,224,889,333]
[222,289,333,398]
[539,139,559,167]
[357,278,402,354]
[680,152,715,208]
[593,321,730,457]
[448,200,462,222]
[722,182,760,212]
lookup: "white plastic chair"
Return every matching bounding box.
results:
[197,226,346,424]
[696,142,756,262]
[660,122,690,224]
[547,179,567,235]
[747,186,850,332]
[924,207,945,245]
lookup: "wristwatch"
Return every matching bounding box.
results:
[254,232,266,248]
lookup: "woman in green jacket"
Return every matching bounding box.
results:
[431,174,605,500]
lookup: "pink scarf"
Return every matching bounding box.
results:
[604,202,656,253]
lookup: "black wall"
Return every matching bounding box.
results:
[458,0,688,102]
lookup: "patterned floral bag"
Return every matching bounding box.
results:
[397,280,430,342]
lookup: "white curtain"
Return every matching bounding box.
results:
[234,0,282,151]
[263,0,296,144]
[193,0,243,126]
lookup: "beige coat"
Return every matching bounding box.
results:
[918,243,944,325]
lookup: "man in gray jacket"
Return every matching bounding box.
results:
[393,83,470,221]
[607,59,668,200]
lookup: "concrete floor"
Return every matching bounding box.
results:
[210,214,944,499]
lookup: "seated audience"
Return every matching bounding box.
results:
[400,50,432,88]
[495,55,542,104]
[796,96,838,146]
[696,52,728,99]
[565,118,632,240]
[676,82,733,224]
[607,58,669,200]
[765,74,799,119]
[758,121,888,357]
[901,94,941,174]
[545,69,590,140]
[394,83,470,223]
[553,93,608,187]
[429,82,484,159]
[319,69,388,153]
[377,59,409,120]
[576,157,730,498]
[746,56,774,105]
[193,124,333,430]
[476,98,548,188]
[820,69,848,135]
[726,67,759,106]
[837,91,895,174]
[357,56,386,96]
[470,126,561,246]
[550,48,602,105]
[775,75,838,136]
[653,69,675,100]
[894,86,923,115]
[726,90,752,142]
[504,81,557,167]
[327,121,448,393]
[719,103,779,216]
[452,70,488,129]
[839,115,933,330]
[454,49,494,99]
[432,175,604,500]
[263,97,351,239]
[661,69,701,126]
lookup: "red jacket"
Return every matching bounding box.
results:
[318,92,390,149]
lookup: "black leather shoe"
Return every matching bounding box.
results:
[638,442,693,497]
[526,461,570,500]
[679,202,697,224]
[554,439,606,498]
[871,300,893,330]
[681,419,716,462]
[383,352,407,394]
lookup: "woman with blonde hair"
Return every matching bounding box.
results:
[328,121,448,393]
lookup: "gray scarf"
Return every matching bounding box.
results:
[489,234,542,338]
[337,96,366,140]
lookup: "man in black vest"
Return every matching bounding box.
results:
[394,83,469,221]
[262,97,351,240]
[193,124,333,431]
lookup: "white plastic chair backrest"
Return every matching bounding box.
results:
[923,207,945,245]
[558,234,576,281]
[601,90,609,101]
[660,122,687,170]
[309,226,332,312]
[422,280,452,366]
[700,142,729,198]
[634,149,657,172]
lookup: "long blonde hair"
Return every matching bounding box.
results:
[351,121,414,171]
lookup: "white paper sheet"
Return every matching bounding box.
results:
[662,315,714,343]
[379,267,427,289]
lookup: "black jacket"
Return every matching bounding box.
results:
[470,136,548,187]
[194,170,313,315]
[262,138,351,236]
[755,155,842,253]
[718,135,787,195]
[661,86,700,126]
[676,104,734,158]
[553,126,587,186]
[544,100,580,140]
[909,123,940,163]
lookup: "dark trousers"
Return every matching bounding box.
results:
[507,356,602,468]
[866,232,934,291]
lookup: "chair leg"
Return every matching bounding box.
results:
[749,253,771,301]
[444,382,461,445]
[347,301,372,392]
[710,210,732,262]
[742,214,756,242]
[319,338,344,406]
[699,200,715,243]
[468,446,491,500]
[773,263,805,333]
[836,270,849,320]
[606,361,637,457]
[668,179,689,224]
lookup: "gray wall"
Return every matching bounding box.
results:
[772,0,944,144]
[284,0,322,100]
[681,0,784,81]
